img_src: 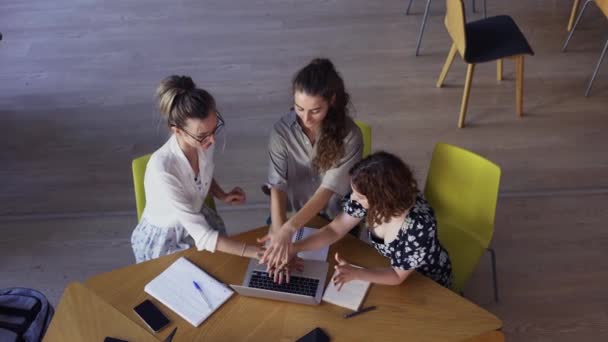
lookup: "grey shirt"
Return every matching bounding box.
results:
[267,112,363,217]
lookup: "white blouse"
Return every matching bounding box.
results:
[141,134,219,252]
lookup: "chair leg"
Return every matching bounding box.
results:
[585,37,608,97]
[563,0,592,51]
[516,56,524,116]
[483,0,487,18]
[497,59,503,81]
[459,63,475,128]
[406,0,415,15]
[487,248,499,302]
[567,0,581,32]
[437,43,458,87]
[415,0,433,56]
[471,0,476,13]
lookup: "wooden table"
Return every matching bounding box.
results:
[463,330,505,342]
[85,225,502,341]
[44,282,160,342]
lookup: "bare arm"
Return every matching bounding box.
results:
[333,252,415,288]
[215,235,260,259]
[209,178,226,200]
[354,267,414,286]
[281,186,335,234]
[269,187,288,232]
[292,213,362,254]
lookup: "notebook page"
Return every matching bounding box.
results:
[322,268,370,311]
[144,257,233,327]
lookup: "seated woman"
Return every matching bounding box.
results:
[131,75,261,263]
[260,58,363,269]
[277,151,453,288]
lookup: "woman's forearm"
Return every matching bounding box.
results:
[210,178,226,200]
[293,225,341,253]
[356,267,413,286]
[286,187,334,231]
[270,188,288,232]
[215,235,257,258]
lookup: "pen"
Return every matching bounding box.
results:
[343,305,376,319]
[163,327,177,342]
[192,280,213,310]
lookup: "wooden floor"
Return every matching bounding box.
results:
[1,0,607,341]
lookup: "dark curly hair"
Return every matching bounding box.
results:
[293,58,350,172]
[349,151,419,228]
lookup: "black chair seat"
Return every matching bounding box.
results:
[465,15,534,64]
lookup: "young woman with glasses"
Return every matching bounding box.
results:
[131,75,261,263]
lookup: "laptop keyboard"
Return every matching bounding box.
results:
[248,270,319,297]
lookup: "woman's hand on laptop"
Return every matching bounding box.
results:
[268,256,304,284]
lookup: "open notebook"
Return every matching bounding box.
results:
[322,267,370,311]
[144,257,233,327]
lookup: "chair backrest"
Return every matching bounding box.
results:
[445,0,468,57]
[424,143,501,292]
[132,154,216,222]
[354,120,372,158]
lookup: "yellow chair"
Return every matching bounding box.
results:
[424,143,501,301]
[436,0,534,128]
[354,120,372,158]
[132,154,216,222]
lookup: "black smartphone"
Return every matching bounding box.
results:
[133,299,170,333]
[104,338,129,342]
[296,327,330,342]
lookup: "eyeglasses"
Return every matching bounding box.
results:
[176,112,225,144]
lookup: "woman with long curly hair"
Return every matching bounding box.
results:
[284,151,453,288]
[259,58,363,271]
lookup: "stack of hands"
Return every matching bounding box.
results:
[254,227,360,290]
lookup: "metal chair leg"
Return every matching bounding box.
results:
[406,0,415,15]
[563,0,593,51]
[472,0,487,18]
[585,37,608,96]
[415,0,432,56]
[488,248,499,302]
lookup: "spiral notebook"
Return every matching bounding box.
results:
[144,257,234,327]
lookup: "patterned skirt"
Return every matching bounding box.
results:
[131,205,226,263]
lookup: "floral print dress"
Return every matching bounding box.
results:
[342,193,453,288]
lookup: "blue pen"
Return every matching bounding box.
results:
[192,280,213,310]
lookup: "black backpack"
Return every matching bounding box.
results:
[0,288,54,342]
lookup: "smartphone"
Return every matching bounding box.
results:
[296,327,330,342]
[104,338,129,342]
[133,299,170,333]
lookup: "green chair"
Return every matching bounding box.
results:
[132,154,216,222]
[354,120,372,158]
[424,143,500,301]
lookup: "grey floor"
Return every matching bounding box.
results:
[1,0,608,341]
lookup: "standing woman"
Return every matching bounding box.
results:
[131,75,260,263]
[260,58,363,270]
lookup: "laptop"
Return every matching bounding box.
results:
[230,258,329,305]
